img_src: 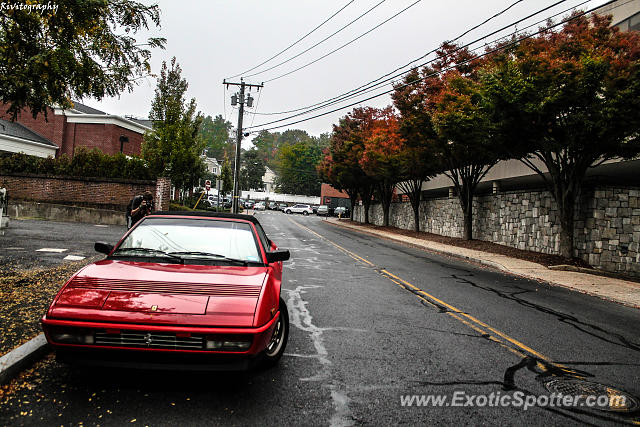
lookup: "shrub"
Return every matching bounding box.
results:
[0,150,154,180]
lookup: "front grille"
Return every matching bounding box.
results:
[94,331,204,350]
[70,277,262,297]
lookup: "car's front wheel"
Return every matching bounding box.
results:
[286,209,292,214]
[262,298,289,367]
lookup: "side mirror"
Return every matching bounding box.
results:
[95,241,114,255]
[266,249,290,263]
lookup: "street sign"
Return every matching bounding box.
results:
[205,179,211,191]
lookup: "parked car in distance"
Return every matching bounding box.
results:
[278,203,289,212]
[334,206,349,217]
[285,204,313,215]
[268,202,278,210]
[311,205,319,214]
[41,211,291,370]
[254,201,266,211]
[244,200,255,209]
[317,205,329,216]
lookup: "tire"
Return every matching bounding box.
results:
[302,211,308,216]
[286,209,292,214]
[262,298,289,368]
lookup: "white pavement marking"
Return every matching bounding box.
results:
[4,247,25,250]
[285,284,354,427]
[94,225,109,228]
[35,248,67,253]
[63,255,85,261]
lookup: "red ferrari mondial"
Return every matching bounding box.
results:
[41,212,290,370]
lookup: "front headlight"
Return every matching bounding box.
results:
[205,338,252,351]
[50,331,94,345]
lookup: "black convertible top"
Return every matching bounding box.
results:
[150,211,262,225]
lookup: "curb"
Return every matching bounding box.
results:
[0,334,50,385]
[325,219,510,272]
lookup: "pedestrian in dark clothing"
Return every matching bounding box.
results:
[126,191,154,229]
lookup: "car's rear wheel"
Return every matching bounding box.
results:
[302,211,308,216]
[262,298,289,367]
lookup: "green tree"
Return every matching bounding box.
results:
[142,57,204,201]
[484,13,640,258]
[276,141,323,196]
[252,130,280,169]
[241,149,266,191]
[199,114,232,159]
[220,155,233,194]
[0,0,166,119]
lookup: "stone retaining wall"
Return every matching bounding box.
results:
[353,186,640,278]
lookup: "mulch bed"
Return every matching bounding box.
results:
[339,220,592,269]
[0,258,98,356]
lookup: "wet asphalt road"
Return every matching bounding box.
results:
[1,213,640,426]
[0,219,126,271]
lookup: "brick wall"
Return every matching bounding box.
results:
[1,106,65,147]
[0,174,170,211]
[354,186,640,278]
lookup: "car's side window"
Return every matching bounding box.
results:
[254,223,271,251]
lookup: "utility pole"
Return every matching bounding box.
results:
[223,78,263,214]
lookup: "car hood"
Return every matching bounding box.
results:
[49,260,268,327]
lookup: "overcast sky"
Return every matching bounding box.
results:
[83,0,610,143]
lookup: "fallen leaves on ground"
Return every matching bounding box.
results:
[0,257,98,355]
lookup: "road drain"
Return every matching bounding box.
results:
[542,378,639,413]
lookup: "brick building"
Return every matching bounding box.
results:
[0,101,151,158]
[320,183,351,209]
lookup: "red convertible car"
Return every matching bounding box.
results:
[41,212,290,370]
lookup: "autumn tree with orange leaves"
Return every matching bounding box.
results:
[318,108,375,222]
[484,12,640,258]
[394,43,502,240]
[358,106,405,227]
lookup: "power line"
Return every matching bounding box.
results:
[264,0,423,83]
[252,0,530,117]
[244,0,386,79]
[226,0,356,79]
[249,0,619,134]
[247,0,578,129]
[248,87,263,129]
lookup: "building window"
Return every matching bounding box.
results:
[615,12,640,32]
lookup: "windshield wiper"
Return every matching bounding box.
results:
[168,251,259,266]
[168,251,226,258]
[112,247,184,263]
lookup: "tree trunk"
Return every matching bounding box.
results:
[363,200,370,224]
[554,181,579,259]
[412,200,420,232]
[458,184,473,241]
[347,190,358,221]
[383,201,390,227]
[360,184,374,224]
[462,205,472,240]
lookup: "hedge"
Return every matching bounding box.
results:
[0,148,154,180]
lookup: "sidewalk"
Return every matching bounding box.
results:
[324,218,640,309]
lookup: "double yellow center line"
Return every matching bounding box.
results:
[290,218,579,376]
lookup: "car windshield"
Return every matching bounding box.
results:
[116,217,262,263]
